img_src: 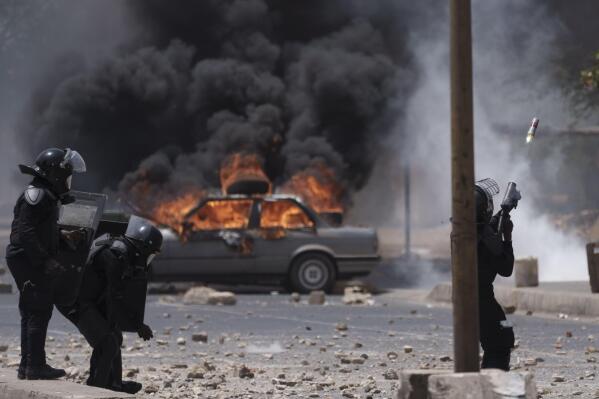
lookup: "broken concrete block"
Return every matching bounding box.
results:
[308,290,326,305]
[514,257,539,287]
[481,369,536,398]
[395,370,449,399]
[428,372,484,399]
[183,287,237,305]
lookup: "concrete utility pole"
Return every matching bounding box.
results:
[450,0,480,372]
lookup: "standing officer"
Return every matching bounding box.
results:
[5,148,86,380]
[73,216,162,394]
[475,178,515,371]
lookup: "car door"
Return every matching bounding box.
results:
[164,198,255,277]
[248,199,318,274]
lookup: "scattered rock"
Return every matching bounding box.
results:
[336,322,348,331]
[383,369,399,380]
[187,368,204,379]
[237,365,255,379]
[387,352,398,360]
[308,290,326,305]
[342,286,373,305]
[523,358,537,366]
[290,292,301,303]
[566,331,573,338]
[176,337,186,346]
[502,305,517,314]
[192,332,208,343]
[0,345,8,352]
[125,368,139,377]
[403,345,413,354]
[183,286,237,305]
[552,375,565,383]
[145,384,159,393]
[65,367,80,378]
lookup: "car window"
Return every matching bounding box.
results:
[260,200,314,229]
[188,199,253,231]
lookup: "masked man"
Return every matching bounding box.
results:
[5,148,86,380]
[475,178,515,371]
[73,216,162,394]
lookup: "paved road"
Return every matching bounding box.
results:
[0,289,598,398]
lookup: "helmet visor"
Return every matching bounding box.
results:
[62,149,87,173]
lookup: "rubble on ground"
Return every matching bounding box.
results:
[183,286,237,305]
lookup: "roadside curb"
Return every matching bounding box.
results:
[0,368,134,399]
[428,282,599,317]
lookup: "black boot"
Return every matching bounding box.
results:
[113,380,142,394]
[26,364,67,380]
[17,366,26,380]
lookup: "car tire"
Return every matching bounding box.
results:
[289,253,336,293]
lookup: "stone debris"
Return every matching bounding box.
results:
[176,337,186,346]
[342,286,374,305]
[308,290,326,305]
[290,292,301,303]
[403,345,413,354]
[336,322,349,331]
[183,286,237,305]
[383,369,399,380]
[192,332,208,343]
[237,365,255,379]
[552,375,565,383]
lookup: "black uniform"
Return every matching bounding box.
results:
[5,178,61,376]
[74,236,150,394]
[477,224,515,370]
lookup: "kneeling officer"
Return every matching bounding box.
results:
[475,179,516,371]
[74,216,162,393]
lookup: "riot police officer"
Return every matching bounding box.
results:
[5,148,86,380]
[74,216,162,394]
[475,179,515,371]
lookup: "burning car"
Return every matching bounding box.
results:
[149,194,379,292]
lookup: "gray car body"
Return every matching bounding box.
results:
[150,194,379,283]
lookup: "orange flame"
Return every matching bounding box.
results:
[280,163,344,214]
[187,199,254,231]
[150,190,204,234]
[220,153,271,195]
[126,155,345,238]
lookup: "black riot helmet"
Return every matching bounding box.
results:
[19,148,86,195]
[474,178,500,225]
[124,215,163,268]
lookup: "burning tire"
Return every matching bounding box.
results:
[289,252,336,293]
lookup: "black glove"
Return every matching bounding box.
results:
[61,229,86,248]
[489,211,502,232]
[503,214,514,242]
[43,258,66,277]
[137,324,153,341]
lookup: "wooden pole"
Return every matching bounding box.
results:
[404,162,411,259]
[450,0,480,372]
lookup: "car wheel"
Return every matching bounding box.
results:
[289,253,336,293]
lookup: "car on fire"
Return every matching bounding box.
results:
[147,194,380,292]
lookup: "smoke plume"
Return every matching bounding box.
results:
[18,0,417,208]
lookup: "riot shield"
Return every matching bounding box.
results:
[113,270,149,333]
[54,191,106,308]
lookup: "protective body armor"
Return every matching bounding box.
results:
[86,235,149,333]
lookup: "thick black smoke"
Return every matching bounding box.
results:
[18,0,417,207]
